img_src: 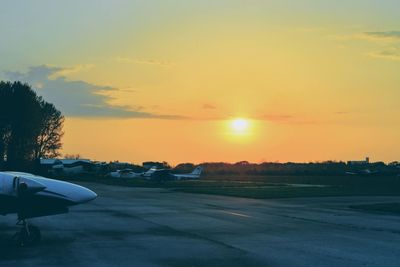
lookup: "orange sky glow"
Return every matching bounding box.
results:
[1,1,399,165]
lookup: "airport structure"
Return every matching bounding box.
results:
[347,157,370,165]
[40,158,98,175]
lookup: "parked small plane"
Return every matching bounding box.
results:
[109,168,143,178]
[144,166,203,180]
[345,169,379,175]
[142,166,162,178]
[0,171,97,246]
[109,166,159,178]
[171,167,203,180]
[110,166,203,180]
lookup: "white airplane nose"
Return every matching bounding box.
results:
[83,188,97,203]
[78,187,97,203]
[69,184,98,204]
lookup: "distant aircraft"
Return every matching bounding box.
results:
[109,169,143,178]
[171,167,203,180]
[142,166,164,178]
[41,158,94,175]
[0,171,97,246]
[109,166,160,178]
[144,166,203,180]
[345,169,379,175]
[109,166,203,180]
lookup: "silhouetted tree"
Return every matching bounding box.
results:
[64,154,83,160]
[142,161,171,169]
[0,81,64,170]
[174,163,195,173]
[34,102,64,159]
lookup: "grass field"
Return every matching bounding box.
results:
[60,174,400,214]
[62,174,400,199]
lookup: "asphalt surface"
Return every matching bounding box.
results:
[1,182,400,267]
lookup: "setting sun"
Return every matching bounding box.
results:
[230,118,250,135]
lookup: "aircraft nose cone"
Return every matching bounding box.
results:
[82,188,97,203]
[72,185,98,204]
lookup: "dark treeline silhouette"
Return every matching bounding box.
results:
[175,161,400,176]
[103,160,399,177]
[173,163,195,173]
[142,161,171,169]
[0,81,64,171]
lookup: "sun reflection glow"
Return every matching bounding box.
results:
[230,118,250,135]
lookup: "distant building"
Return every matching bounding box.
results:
[347,157,370,165]
[40,158,94,175]
[40,158,63,167]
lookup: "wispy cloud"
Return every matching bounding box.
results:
[334,111,350,115]
[333,30,400,62]
[3,65,185,119]
[368,48,400,61]
[258,113,317,125]
[261,114,293,122]
[358,31,400,62]
[115,57,174,67]
[295,27,325,33]
[48,64,94,79]
[361,31,400,42]
[202,103,217,110]
[331,31,400,43]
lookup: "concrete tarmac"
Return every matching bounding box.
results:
[1,182,400,267]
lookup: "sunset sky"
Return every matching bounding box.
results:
[1,1,399,164]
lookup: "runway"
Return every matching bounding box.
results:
[1,182,400,267]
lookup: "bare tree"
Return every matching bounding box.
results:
[64,154,82,160]
[0,81,64,169]
[34,102,64,159]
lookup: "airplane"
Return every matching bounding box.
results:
[345,169,379,175]
[171,166,203,180]
[142,166,161,178]
[144,166,203,181]
[109,168,143,178]
[0,171,97,246]
[109,166,160,179]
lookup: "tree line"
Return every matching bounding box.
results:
[115,161,399,176]
[0,81,64,171]
[174,161,400,176]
